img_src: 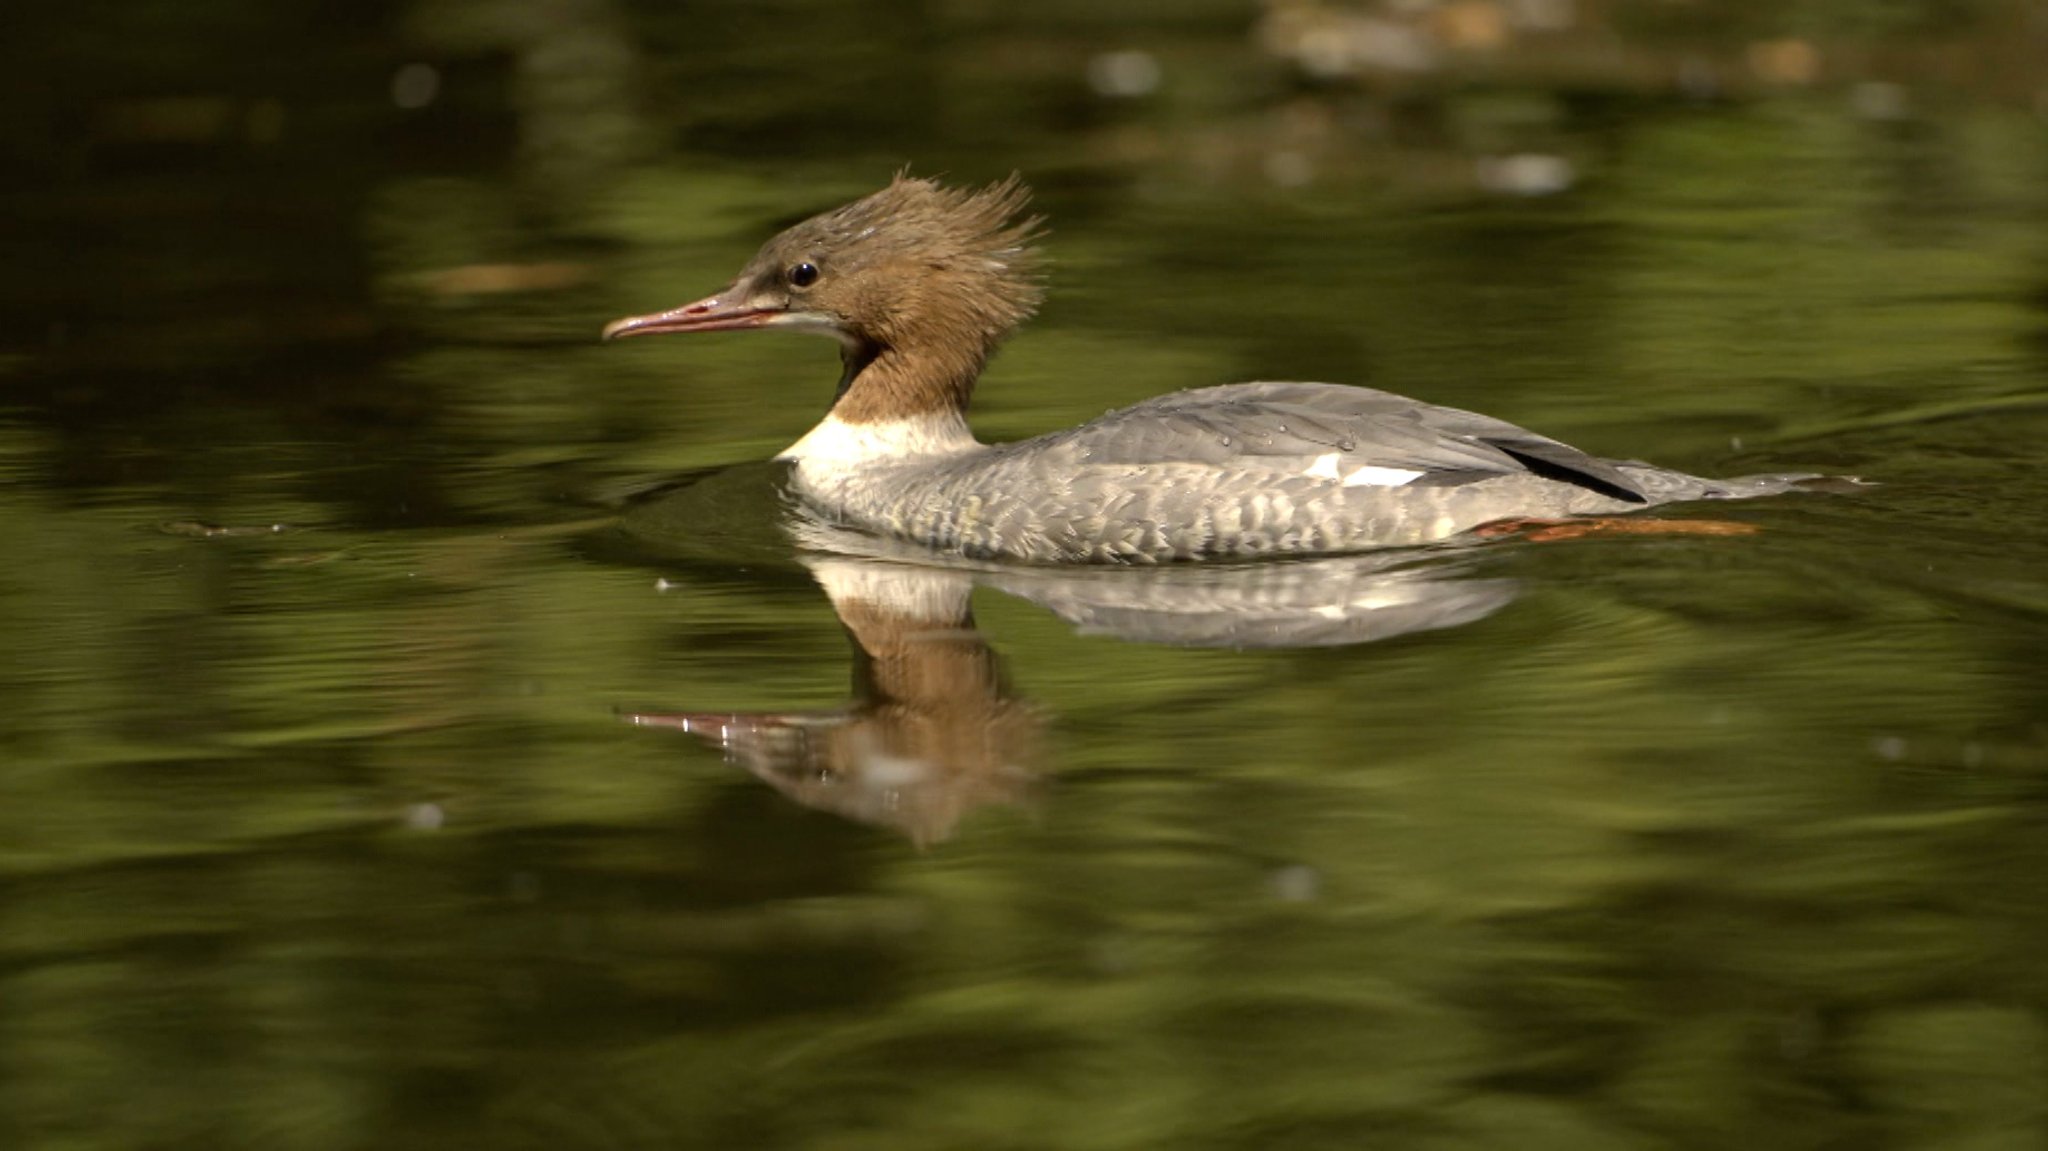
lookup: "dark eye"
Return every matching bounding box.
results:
[788,262,819,288]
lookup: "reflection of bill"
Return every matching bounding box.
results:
[625,560,1040,846]
[625,549,1516,842]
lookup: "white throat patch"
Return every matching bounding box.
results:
[777,411,979,468]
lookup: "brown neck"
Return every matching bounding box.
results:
[830,339,986,425]
[837,599,1004,712]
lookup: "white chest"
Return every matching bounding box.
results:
[777,412,980,506]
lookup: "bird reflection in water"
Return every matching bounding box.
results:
[627,557,1041,846]
[625,532,1515,843]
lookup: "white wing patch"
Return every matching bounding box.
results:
[1304,453,1343,481]
[1345,465,1424,488]
[1304,453,1423,487]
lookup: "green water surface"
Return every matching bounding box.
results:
[4,3,2047,1149]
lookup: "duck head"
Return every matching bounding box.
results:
[604,173,1044,419]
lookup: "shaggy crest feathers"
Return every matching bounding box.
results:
[751,173,1045,357]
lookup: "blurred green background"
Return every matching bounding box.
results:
[3,1,2047,1148]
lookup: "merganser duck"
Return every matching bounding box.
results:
[604,174,1819,564]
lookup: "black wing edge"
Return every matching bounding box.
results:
[1489,439,1650,504]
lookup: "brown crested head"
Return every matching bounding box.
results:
[748,173,1044,356]
[604,173,1044,366]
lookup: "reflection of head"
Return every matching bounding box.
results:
[656,699,1040,847]
[631,561,1042,846]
